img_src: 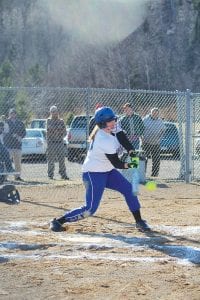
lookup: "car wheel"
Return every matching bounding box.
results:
[172,149,180,160]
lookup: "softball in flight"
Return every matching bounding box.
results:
[145,181,157,191]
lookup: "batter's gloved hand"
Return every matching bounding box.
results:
[129,151,139,168]
[129,150,137,157]
[127,158,139,169]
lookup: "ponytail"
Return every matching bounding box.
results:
[88,125,99,142]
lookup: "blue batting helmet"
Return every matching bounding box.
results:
[94,107,117,128]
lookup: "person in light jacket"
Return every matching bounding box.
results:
[4,109,26,181]
[143,108,166,177]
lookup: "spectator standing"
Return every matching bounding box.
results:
[0,121,5,144]
[0,121,15,174]
[47,105,69,180]
[120,102,144,150]
[0,115,9,136]
[4,108,26,181]
[143,108,166,177]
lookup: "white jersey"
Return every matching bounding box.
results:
[82,129,121,172]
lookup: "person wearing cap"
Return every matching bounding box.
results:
[143,108,166,177]
[89,103,136,156]
[47,106,69,180]
[120,103,144,150]
[4,109,26,181]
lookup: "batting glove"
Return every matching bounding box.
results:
[129,151,139,168]
[127,159,139,168]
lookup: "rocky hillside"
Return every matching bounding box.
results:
[115,0,200,91]
[0,0,199,91]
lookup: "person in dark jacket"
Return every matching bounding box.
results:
[4,108,26,181]
[0,122,15,174]
[120,103,144,150]
[47,105,69,180]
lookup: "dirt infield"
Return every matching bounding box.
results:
[0,181,200,300]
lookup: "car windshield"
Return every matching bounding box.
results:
[25,130,42,138]
[71,116,90,129]
[31,120,46,128]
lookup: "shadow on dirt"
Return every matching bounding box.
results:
[20,199,66,211]
[81,231,200,265]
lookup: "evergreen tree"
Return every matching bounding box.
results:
[0,60,15,115]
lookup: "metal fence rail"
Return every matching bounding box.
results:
[0,87,199,183]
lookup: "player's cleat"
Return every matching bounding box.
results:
[49,218,65,232]
[136,220,151,232]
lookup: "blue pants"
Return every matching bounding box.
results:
[64,169,141,222]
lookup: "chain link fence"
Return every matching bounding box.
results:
[192,92,200,181]
[0,87,199,184]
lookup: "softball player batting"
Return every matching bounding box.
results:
[50,107,150,232]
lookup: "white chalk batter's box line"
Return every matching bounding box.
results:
[0,221,200,236]
[0,252,193,266]
[0,222,199,266]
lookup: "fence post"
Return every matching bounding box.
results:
[185,89,193,183]
[86,88,92,150]
[176,90,185,180]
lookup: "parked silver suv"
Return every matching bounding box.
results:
[66,115,92,161]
